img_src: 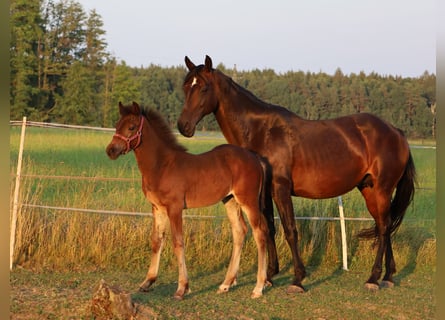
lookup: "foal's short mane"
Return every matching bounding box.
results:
[141,107,187,152]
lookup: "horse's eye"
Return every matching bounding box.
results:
[201,85,208,93]
[129,125,136,131]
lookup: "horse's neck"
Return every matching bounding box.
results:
[133,125,174,178]
[214,80,268,146]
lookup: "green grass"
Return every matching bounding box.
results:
[10,260,435,319]
[9,126,436,319]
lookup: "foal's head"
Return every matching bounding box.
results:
[106,101,144,159]
[177,55,219,137]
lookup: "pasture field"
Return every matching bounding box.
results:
[9,126,436,319]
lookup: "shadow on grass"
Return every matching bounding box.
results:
[346,224,434,286]
[393,226,434,284]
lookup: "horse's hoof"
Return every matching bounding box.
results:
[265,280,273,287]
[251,291,263,299]
[364,282,379,291]
[380,280,394,288]
[286,284,305,294]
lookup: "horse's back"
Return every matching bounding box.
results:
[288,112,410,198]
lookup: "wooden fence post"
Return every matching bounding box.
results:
[10,116,27,270]
[338,196,349,271]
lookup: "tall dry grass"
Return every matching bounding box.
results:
[10,127,436,275]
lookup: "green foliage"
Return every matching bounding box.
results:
[9,1,436,139]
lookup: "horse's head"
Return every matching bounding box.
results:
[177,55,218,137]
[106,101,144,159]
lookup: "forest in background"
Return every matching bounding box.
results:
[10,0,436,139]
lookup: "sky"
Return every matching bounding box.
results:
[77,0,436,77]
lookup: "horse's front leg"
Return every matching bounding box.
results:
[139,207,169,292]
[273,178,306,293]
[218,198,247,294]
[168,208,190,300]
[263,191,279,283]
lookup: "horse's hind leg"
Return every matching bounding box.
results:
[381,235,396,288]
[218,198,247,294]
[139,207,169,292]
[359,186,392,290]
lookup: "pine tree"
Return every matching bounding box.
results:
[10,0,44,119]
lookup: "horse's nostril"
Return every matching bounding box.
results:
[178,121,190,136]
[106,145,119,159]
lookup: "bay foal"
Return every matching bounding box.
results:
[106,102,269,299]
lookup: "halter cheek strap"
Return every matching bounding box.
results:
[113,116,144,154]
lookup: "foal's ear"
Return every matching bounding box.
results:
[131,101,141,114]
[204,55,213,71]
[185,56,196,71]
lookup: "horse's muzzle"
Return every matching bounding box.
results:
[177,120,195,137]
[106,143,123,160]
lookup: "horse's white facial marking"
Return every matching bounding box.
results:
[191,77,198,87]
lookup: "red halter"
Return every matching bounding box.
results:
[113,116,144,154]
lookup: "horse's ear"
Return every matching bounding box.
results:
[132,101,141,114]
[118,101,125,115]
[204,55,212,71]
[185,56,195,71]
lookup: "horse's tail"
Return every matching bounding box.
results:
[389,151,416,234]
[358,151,416,239]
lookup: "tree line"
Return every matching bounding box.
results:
[10,0,436,139]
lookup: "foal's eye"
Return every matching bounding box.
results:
[129,125,136,131]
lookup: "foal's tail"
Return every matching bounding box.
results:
[257,156,269,213]
[358,151,416,239]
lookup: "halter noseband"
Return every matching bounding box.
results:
[113,116,144,154]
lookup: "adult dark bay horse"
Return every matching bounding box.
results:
[177,56,416,293]
[106,102,270,299]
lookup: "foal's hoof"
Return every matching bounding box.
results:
[251,291,263,299]
[286,284,305,294]
[173,293,184,301]
[217,286,230,294]
[364,282,379,291]
[265,280,273,287]
[173,286,191,300]
[138,284,152,292]
[139,279,155,292]
[380,280,394,289]
[217,279,237,294]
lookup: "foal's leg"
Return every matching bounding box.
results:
[218,198,247,294]
[168,207,190,300]
[241,203,268,298]
[139,207,169,292]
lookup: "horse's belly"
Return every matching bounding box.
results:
[185,182,231,209]
[292,170,362,199]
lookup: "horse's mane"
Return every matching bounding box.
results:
[141,107,187,152]
[215,69,294,115]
